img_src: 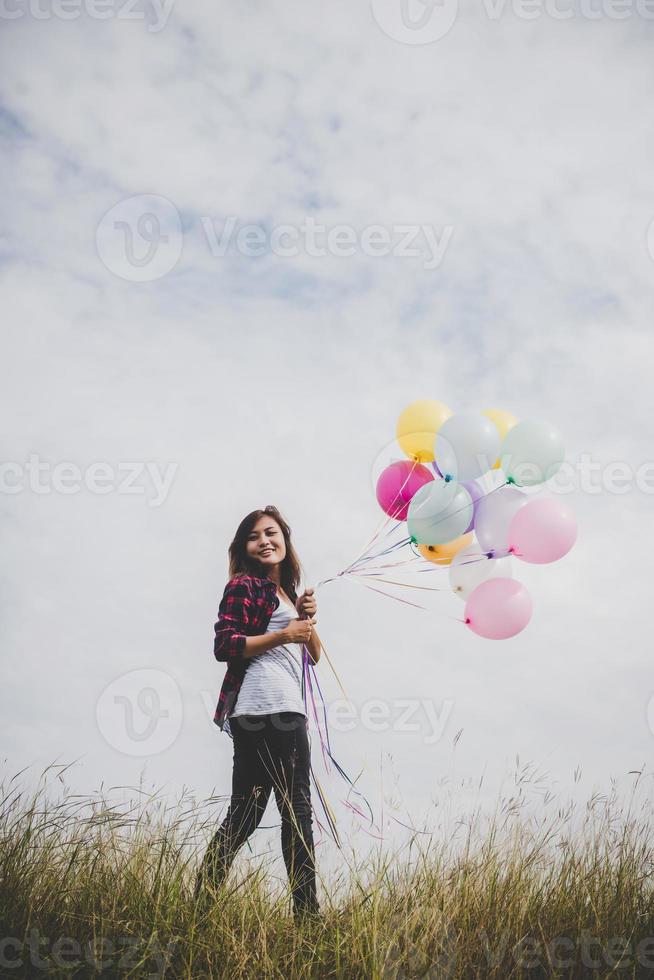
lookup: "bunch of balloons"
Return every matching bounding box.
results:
[375,400,577,640]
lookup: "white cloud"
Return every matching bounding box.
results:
[1,0,653,880]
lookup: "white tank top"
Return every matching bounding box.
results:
[229,597,307,718]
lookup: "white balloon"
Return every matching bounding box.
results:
[435,413,501,482]
[449,544,513,601]
[474,485,530,555]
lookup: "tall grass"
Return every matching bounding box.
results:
[2,761,654,978]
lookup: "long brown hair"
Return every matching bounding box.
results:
[227,505,303,604]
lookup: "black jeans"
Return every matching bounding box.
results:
[196,711,319,919]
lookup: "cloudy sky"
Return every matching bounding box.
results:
[1,0,653,886]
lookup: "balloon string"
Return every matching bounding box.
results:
[306,646,376,827]
[305,646,339,777]
[314,574,348,588]
[404,475,509,550]
[374,552,498,576]
[309,764,341,847]
[323,537,501,597]
[345,458,421,569]
[347,529,413,570]
[305,656,331,771]
[352,457,419,556]
[348,477,510,579]
[347,532,406,569]
[345,575,429,610]
[423,477,511,538]
[409,478,509,539]
[302,646,380,843]
[319,536,503,606]
[300,474,516,845]
[302,650,342,847]
[300,598,469,847]
[304,648,332,770]
[342,801,385,839]
[347,537,412,573]
[347,523,411,565]
[346,573,448,592]
[303,599,350,700]
[314,536,416,587]
[309,652,375,839]
[357,555,424,571]
[365,515,407,546]
[346,559,424,578]
[341,478,510,580]
[345,573,471,626]
[354,551,497,578]
[350,567,435,580]
[348,546,485,580]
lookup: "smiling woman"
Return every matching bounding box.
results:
[195,505,322,924]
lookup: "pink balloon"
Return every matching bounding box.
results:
[464,577,533,639]
[376,460,434,520]
[507,498,577,564]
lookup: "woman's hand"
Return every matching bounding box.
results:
[296,587,317,620]
[283,617,316,644]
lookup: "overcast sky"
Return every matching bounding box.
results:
[1,0,654,887]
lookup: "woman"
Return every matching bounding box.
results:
[195,504,322,924]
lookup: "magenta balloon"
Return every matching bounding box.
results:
[507,497,577,564]
[461,480,483,534]
[464,577,533,639]
[376,460,434,520]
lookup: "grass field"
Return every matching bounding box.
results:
[2,762,654,978]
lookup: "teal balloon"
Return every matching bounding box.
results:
[407,479,473,546]
[499,419,564,487]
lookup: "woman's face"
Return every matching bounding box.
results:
[245,515,286,571]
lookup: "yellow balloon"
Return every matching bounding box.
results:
[418,532,473,566]
[396,399,452,463]
[482,408,518,469]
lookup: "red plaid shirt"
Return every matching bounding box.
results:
[212,574,283,736]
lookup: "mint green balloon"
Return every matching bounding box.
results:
[499,419,564,487]
[407,479,473,546]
